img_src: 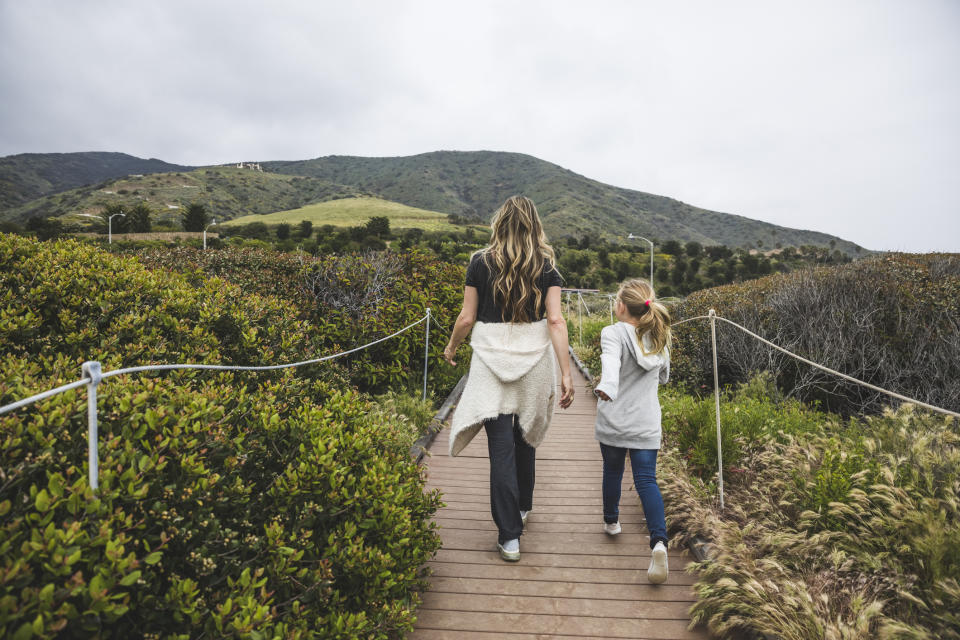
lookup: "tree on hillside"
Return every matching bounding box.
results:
[181,202,209,231]
[127,202,152,233]
[662,240,683,255]
[276,223,291,240]
[685,241,703,258]
[366,216,391,238]
[181,202,210,231]
[297,220,313,239]
[25,216,63,241]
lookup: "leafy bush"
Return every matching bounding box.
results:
[0,235,444,637]
[661,372,826,477]
[128,245,469,398]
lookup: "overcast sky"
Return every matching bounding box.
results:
[1,1,957,251]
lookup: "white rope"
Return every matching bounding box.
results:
[0,378,91,416]
[672,314,960,419]
[0,314,428,415]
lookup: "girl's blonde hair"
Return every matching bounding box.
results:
[618,278,671,355]
[478,195,557,323]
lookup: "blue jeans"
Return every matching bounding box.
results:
[599,443,668,549]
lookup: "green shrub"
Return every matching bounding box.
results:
[1,363,442,638]
[0,234,444,637]
[130,245,469,399]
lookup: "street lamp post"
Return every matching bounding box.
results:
[627,233,654,290]
[108,212,126,245]
[204,219,217,250]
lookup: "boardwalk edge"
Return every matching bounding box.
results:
[410,375,468,464]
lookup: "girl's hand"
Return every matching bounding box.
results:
[559,374,575,409]
[443,343,457,366]
[595,389,612,402]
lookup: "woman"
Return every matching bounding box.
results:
[443,195,574,562]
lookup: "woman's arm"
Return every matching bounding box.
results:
[443,286,479,366]
[594,326,622,401]
[545,286,574,409]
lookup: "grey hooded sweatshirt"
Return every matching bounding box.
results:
[594,321,670,450]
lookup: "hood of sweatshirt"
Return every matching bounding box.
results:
[470,319,553,383]
[618,322,668,371]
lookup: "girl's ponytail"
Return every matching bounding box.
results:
[617,279,671,355]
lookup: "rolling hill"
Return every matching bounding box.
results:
[1,166,360,226]
[0,151,192,210]
[0,150,865,253]
[225,196,482,232]
[265,151,864,254]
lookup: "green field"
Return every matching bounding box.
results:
[223,195,485,232]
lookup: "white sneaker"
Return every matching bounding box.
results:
[648,541,668,584]
[498,538,520,562]
[521,510,530,527]
[603,521,622,535]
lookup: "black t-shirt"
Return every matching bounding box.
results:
[465,252,564,323]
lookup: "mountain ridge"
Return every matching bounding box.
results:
[0,151,193,210]
[0,150,865,254]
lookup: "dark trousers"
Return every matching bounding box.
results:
[484,414,536,544]
[599,443,669,549]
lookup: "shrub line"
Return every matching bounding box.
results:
[675,313,960,419]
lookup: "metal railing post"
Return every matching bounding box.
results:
[577,293,583,346]
[709,309,724,510]
[423,309,431,402]
[609,294,614,324]
[82,361,102,490]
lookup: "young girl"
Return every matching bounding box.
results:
[593,278,671,584]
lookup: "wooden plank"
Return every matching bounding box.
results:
[425,576,698,602]
[427,561,697,586]
[413,610,706,639]
[433,549,694,569]
[431,509,647,524]
[420,591,695,619]
[437,528,660,553]
[432,518,649,535]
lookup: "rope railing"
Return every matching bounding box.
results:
[671,309,960,510]
[0,310,433,490]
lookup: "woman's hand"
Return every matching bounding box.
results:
[443,343,458,366]
[558,373,575,409]
[594,389,612,402]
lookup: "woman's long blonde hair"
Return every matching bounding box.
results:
[477,195,557,323]
[618,278,671,355]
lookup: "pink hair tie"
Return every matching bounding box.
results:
[644,299,651,307]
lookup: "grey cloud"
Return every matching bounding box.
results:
[1,0,957,250]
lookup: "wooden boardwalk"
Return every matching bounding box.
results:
[411,368,710,640]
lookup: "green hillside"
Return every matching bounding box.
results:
[1,166,359,226]
[1,150,865,254]
[264,151,865,254]
[0,151,191,210]
[224,195,479,232]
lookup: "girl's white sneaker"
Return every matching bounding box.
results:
[648,541,668,584]
[603,521,622,535]
[521,510,530,527]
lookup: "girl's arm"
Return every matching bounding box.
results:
[545,286,574,409]
[594,326,622,401]
[443,286,478,366]
[659,347,670,385]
